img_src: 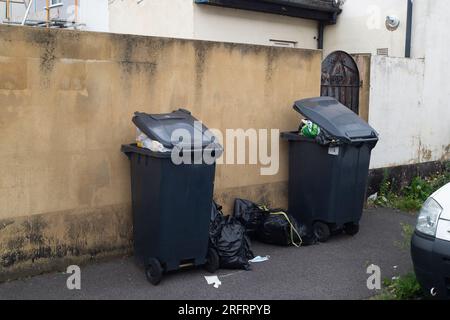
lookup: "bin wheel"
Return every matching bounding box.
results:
[344,223,360,236]
[145,258,163,285]
[313,221,331,243]
[204,247,220,273]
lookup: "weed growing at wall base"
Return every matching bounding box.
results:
[373,223,423,300]
[373,273,423,300]
[371,163,450,212]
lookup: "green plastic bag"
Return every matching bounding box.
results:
[300,119,320,138]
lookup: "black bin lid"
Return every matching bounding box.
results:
[293,97,379,144]
[132,109,218,149]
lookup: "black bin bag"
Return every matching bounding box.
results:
[209,202,254,270]
[257,210,302,247]
[258,211,318,246]
[233,198,267,239]
[233,199,317,246]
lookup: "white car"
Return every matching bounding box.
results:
[411,182,450,299]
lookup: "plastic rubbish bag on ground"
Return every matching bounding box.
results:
[249,256,270,263]
[209,202,254,270]
[299,119,320,138]
[258,210,318,246]
[257,210,303,247]
[233,199,317,246]
[294,223,318,246]
[136,128,172,153]
[233,198,267,239]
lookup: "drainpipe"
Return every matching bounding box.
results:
[405,0,413,58]
[317,22,324,50]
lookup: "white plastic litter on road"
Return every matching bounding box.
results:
[249,256,270,263]
[204,276,222,289]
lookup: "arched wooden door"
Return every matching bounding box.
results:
[321,51,360,114]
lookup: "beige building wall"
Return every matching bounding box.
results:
[192,4,318,48]
[351,54,371,122]
[108,0,194,39]
[0,25,321,280]
[108,0,319,49]
[323,0,408,57]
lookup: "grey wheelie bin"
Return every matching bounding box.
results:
[121,109,223,285]
[281,97,378,242]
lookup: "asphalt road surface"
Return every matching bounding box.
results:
[0,208,416,300]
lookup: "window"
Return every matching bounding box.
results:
[48,0,64,9]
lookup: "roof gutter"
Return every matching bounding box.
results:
[195,0,342,24]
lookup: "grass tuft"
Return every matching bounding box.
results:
[370,163,450,212]
[373,273,423,300]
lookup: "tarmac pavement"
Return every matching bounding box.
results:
[0,208,416,300]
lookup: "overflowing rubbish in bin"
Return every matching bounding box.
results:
[281,97,379,242]
[136,128,171,153]
[299,119,321,139]
[121,109,223,285]
[121,98,377,285]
